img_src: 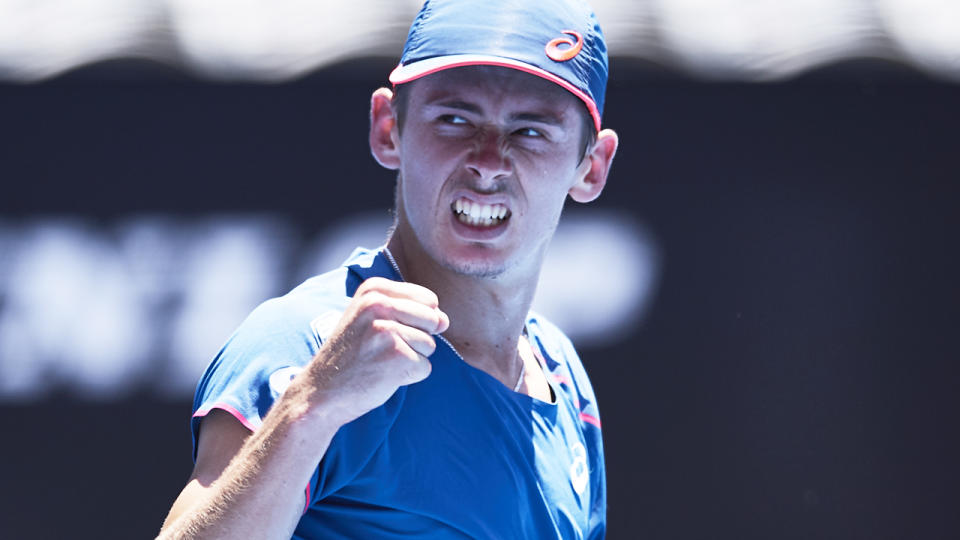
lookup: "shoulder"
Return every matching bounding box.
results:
[223,266,351,351]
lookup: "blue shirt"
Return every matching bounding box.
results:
[192,248,606,539]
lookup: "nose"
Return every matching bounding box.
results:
[465,132,511,184]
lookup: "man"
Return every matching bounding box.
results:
[159,0,618,537]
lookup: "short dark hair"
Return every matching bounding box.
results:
[390,83,597,162]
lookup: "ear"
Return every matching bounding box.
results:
[568,128,619,203]
[369,87,401,170]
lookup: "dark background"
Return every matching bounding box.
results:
[2,58,958,539]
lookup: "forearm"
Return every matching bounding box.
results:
[158,397,341,540]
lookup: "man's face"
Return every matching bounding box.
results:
[389,66,596,279]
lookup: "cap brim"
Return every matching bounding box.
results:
[389,54,601,132]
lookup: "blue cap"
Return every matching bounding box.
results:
[389,0,608,131]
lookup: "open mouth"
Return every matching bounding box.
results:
[452,198,510,227]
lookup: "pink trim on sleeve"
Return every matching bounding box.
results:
[579,412,602,429]
[193,403,258,432]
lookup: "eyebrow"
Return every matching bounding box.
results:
[429,99,481,114]
[509,112,564,127]
[428,99,565,127]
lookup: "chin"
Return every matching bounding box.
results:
[438,250,511,279]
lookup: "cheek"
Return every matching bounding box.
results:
[520,186,568,232]
[397,163,448,227]
[401,137,458,185]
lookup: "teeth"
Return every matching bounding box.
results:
[453,198,509,227]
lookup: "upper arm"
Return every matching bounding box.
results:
[160,409,253,532]
[191,409,253,485]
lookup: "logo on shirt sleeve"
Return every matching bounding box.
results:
[268,366,303,397]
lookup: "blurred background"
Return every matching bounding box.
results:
[1,1,958,538]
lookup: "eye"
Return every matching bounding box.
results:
[440,114,469,125]
[513,127,544,138]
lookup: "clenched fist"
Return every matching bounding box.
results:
[290,277,450,427]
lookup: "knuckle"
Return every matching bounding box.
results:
[390,335,408,356]
[358,292,390,316]
[363,276,386,289]
[420,287,440,308]
[355,278,375,295]
[367,320,397,347]
[370,318,393,335]
[357,277,388,298]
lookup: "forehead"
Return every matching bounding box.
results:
[404,65,582,117]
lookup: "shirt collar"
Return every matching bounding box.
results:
[345,246,401,283]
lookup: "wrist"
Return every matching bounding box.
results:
[276,376,356,435]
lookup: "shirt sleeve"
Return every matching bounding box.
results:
[191,295,326,459]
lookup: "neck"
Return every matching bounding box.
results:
[384,232,540,375]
